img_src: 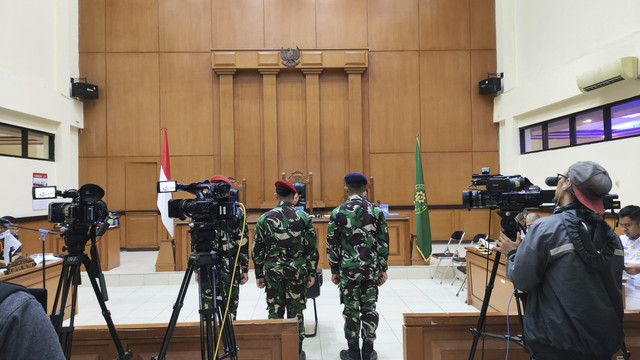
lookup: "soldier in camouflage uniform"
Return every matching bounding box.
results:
[201,175,249,320]
[327,172,389,360]
[252,180,319,360]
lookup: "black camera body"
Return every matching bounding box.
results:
[159,180,236,222]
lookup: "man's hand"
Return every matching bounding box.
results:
[377,272,388,286]
[331,273,339,285]
[256,277,265,288]
[307,276,315,288]
[239,272,249,285]
[625,264,640,275]
[494,231,522,254]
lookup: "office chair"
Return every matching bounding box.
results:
[430,230,465,284]
[281,171,313,214]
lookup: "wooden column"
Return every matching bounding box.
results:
[261,69,280,208]
[215,69,236,175]
[346,68,366,172]
[302,68,323,208]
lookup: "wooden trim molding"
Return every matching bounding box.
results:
[211,49,368,70]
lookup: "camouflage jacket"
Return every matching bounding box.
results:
[211,205,250,273]
[327,194,389,281]
[252,201,319,280]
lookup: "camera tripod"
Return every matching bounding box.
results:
[468,211,526,360]
[152,249,238,360]
[50,224,132,360]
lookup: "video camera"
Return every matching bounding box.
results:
[32,184,109,252]
[157,180,236,222]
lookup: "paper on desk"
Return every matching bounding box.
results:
[30,253,60,265]
[479,237,495,250]
[2,230,21,264]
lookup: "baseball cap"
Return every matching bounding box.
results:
[567,161,612,214]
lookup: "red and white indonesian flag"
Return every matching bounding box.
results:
[157,129,174,238]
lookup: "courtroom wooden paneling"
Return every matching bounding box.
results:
[212,0,264,49]
[316,0,367,49]
[419,0,470,50]
[368,0,419,51]
[158,0,211,52]
[457,209,502,240]
[79,157,108,197]
[423,152,473,205]
[427,209,457,241]
[106,53,159,157]
[125,213,159,249]
[79,0,105,53]
[370,153,414,206]
[264,0,316,49]
[420,51,472,152]
[368,52,420,153]
[71,319,299,360]
[472,151,500,177]
[320,70,349,208]
[125,161,158,211]
[234,71,264,208]
[169,156,216,191]
[471,51,499,152]
[106,0,159,52]
[470,0,497,50]
[78,53,107,157]
[277,71,308,179]
[159,53,214,156]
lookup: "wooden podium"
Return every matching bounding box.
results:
[465,247,518,315]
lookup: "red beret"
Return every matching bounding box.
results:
[275,180,296,194]
[209,175,231,186]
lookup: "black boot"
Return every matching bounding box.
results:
[339,340,360,360]
[362,340,377,360]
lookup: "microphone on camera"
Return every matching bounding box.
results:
[545,176,559,187]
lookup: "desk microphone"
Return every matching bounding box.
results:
[545,176,559,186]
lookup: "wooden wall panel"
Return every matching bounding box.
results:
[369,52,420,153]
[158,0,211,52]
[419,0,470,50]
[159,53,213,155]
[169,156,216,194]
[107,157,126,210]
[320,70,349,208]
[125,213,158,248]
[471,50,498,152]
[79,157,108,195]
[106,0,159,52]
[79,53,107,157]
[470,0,497,50]
[457,208,501,240]
[423,152,472,205]
[106,53,159,157]
[211,0,264,49]
[234,71,264,208]
[316,0,367,49]
[420,51,472,152]
[264,0,316,49]
[277,71,307,178]
[472,151,499,176]
[370,153,414,206]
[79,0,105,53]
[428,209,456,241]
[368,0,419,51]
[125,162,158,210]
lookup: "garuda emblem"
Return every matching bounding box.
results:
[280,46,300,68]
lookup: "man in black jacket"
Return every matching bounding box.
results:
[495,161,624,360]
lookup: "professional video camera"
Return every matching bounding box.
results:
[32,184,109,252]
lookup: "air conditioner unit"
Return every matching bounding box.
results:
[576,57,638,92]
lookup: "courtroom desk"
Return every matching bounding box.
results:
[404,312,640,360]
[50,226,121,271]
[168,216,410,272]
[1,259,73,320]
[71,318,299,359]
[465,247,518,315]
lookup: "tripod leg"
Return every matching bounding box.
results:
[199,265,216,360]
[468,250,502,360]
[50,256,81,360]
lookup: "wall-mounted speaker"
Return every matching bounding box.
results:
[71,78,99,99]
[478,77,501,95]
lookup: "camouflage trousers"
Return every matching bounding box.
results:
[202,272,240,319]
[339,278,379,341]
[265,275,307,346]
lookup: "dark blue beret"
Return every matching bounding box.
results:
[344,172,368,186]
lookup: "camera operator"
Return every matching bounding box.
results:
[619,205,640,309]
[494,161,625,360]
[204,175,249,320]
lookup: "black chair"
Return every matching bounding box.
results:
[430,231,465,284]
[304,268,323,337]
[282,171,313,214]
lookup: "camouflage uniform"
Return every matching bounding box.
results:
[202,204,249,319]
[327,194,389,342]
[252,201,319,347]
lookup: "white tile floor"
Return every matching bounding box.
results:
[69,248,479,360]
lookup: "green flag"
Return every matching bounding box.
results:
[414,137,432,261]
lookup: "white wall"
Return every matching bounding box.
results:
[495,0,640,206]
[0,0,82,218]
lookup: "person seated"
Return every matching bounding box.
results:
[0,216,21,267]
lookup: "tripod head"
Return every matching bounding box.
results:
[497,210,523,241]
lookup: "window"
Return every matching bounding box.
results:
[0,123,54,161]
[520,96,640,154]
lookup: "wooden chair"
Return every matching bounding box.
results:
[227,176,246,204]
[281,171,313,214]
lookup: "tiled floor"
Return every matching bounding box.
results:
[70,248,478,360]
